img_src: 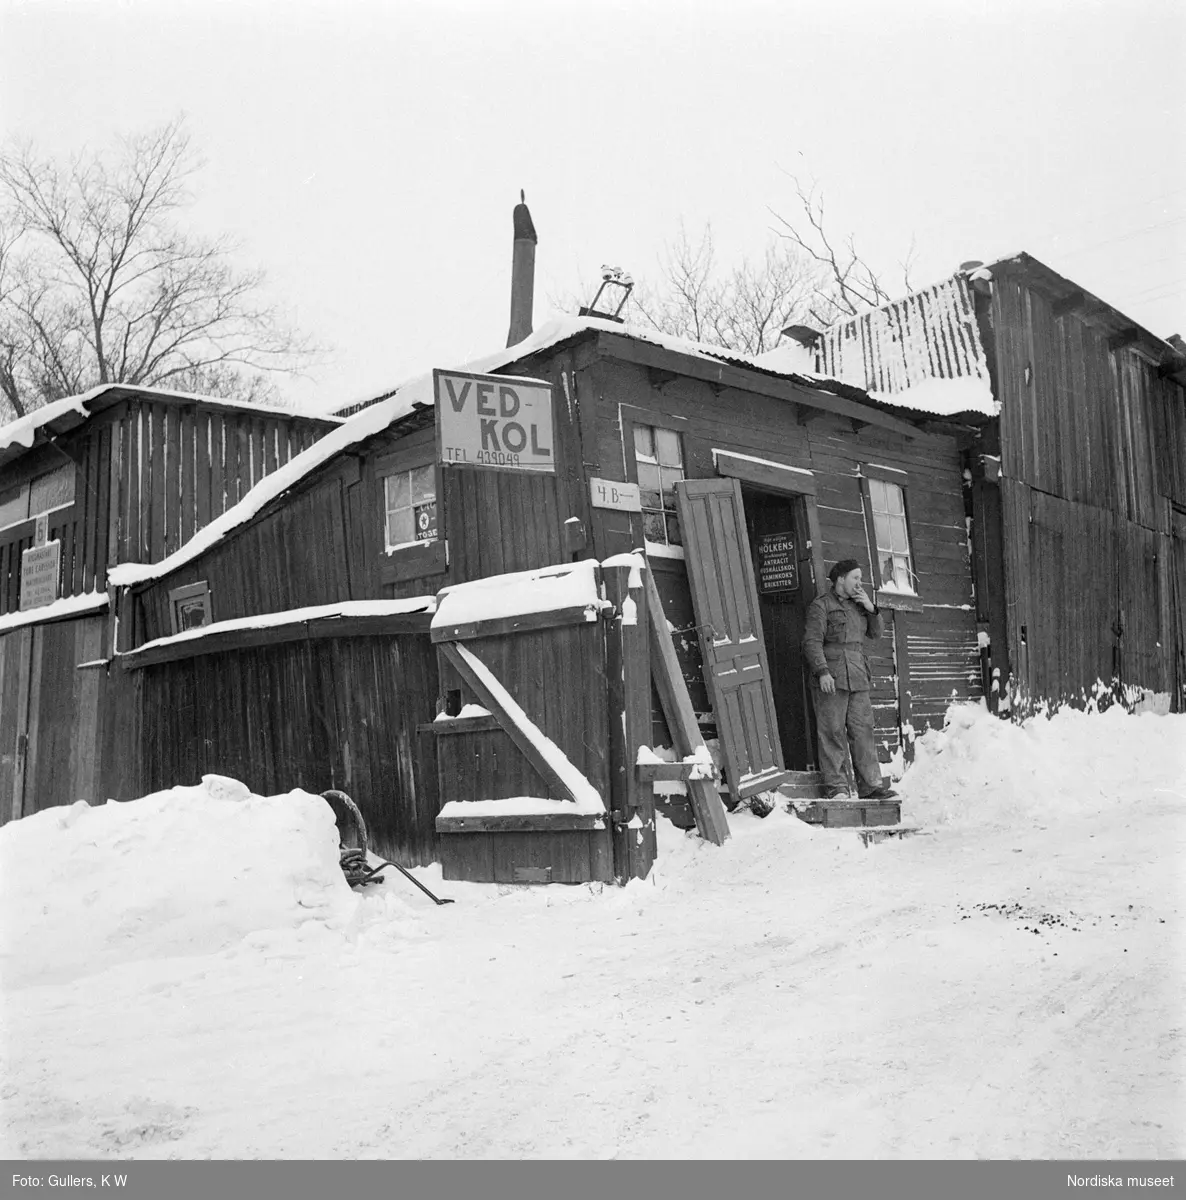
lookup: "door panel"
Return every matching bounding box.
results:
[676,478,792,800]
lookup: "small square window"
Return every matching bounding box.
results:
[169,581,212,635]
[384,465,438,552]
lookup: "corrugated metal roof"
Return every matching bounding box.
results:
[815,274,995,413]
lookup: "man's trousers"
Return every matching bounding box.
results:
[809,683,884,795]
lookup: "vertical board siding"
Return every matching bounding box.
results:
[0,616,108,818]
[0,627,32,826]
[1001,479,1171,702]
[138,631,440,865]
[991,270,1186,703]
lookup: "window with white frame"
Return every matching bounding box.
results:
[383,464,438,551]
[867,477,916,592]
[634,424,684,548]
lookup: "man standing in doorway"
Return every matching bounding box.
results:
[802,558,897,800]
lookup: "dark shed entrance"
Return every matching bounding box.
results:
[742,486,817,771]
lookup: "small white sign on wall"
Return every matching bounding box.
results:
[590,477,642,513]
[20,540,60,610]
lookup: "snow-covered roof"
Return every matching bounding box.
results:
[332,312,918,419]
[122,598,436,662]
[110,314,944,592]
[0,590,108,634]
[0,382,339,463]
[814,274,997,417]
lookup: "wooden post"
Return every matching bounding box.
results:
[604,555,656,881]
[643,563,731,845]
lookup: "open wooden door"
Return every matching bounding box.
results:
[675,478,793,801]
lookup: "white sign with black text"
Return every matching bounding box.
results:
[435,369,555,474]
[589,477,642,513]
[20,540,61,611]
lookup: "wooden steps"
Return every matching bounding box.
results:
[657,770,907,833]
[791,798,902,828]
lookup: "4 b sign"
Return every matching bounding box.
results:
[435,369,555,474]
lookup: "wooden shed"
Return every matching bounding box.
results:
[0,384,337,824]
[814,255,1186,712]
[109,311,981,880]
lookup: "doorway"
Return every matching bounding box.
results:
[741,487,817,769]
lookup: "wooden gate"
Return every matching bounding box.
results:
[676,478,794,802]
[429,560,657,883]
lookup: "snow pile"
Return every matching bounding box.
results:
[0,775,357,989]
[899,702,1186,830]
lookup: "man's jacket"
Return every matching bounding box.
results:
[802,591,884,691]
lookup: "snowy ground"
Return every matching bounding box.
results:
[1,703,1183,1160]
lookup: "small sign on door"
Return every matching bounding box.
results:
[756,531,799,594]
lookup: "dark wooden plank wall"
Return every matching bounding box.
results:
[0,615,108,822]
[992,272,1186,701]
[1001,479,1173,701]
[0,401,328,616]
[132,478,354,643]
[117,400,324,565]
[577,357,980,756]
[132,348,591,626]
[0,626,31,826]
[137,631,440,864]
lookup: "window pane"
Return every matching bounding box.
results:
[881,554,895,585]
[411,465,435,504]
[874,513,895,553]
[385,472,409,510]
[665,511,683,546]
[637,461,661,494]
[893,556,912,590]
[868,478,887,512]
[886,483,905,515]
[890,515,910,554]
[642,510,667,543]
[29,465,75,514]
[655,427,682,467]
[660,465,683,508]
[634,425,655,461]
[387,506,413,547]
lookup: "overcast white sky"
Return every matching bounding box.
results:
[2,0,1184,414]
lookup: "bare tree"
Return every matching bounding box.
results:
[564,223,821,356]
[772,176,917,327]
[0,118,313,420]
